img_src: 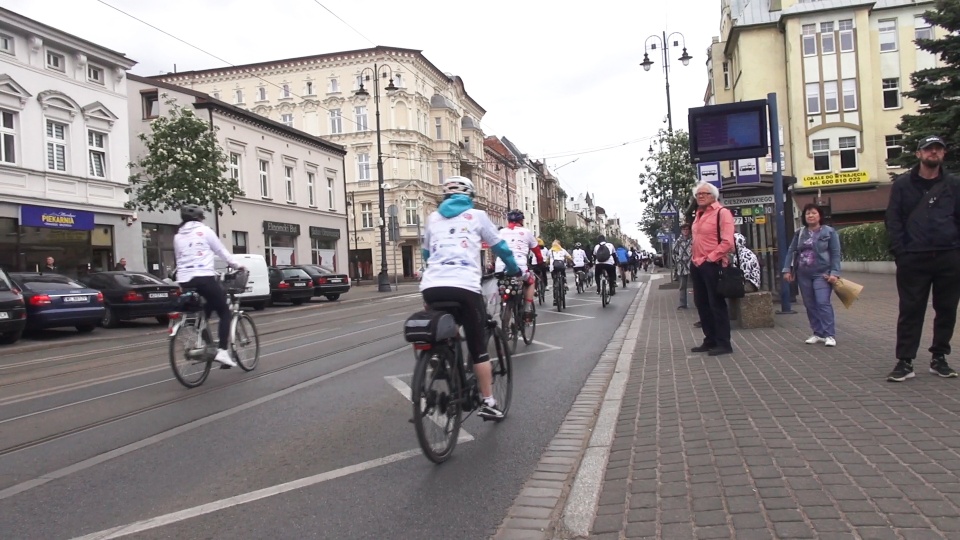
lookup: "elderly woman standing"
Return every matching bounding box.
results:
[783,204,842,347]
[690,181,736,356]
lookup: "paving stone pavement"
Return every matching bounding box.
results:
[497,271,960,539]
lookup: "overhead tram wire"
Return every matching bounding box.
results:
[309,0,377,46]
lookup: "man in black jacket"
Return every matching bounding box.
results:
[885,135,960,382]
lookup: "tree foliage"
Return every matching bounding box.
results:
[126,97,242,214]
[540,220,629,250]
[637,128,698,211]
[636,205,661,248]
[889,0,960,172]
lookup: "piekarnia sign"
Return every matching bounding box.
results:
[20,205,95,230]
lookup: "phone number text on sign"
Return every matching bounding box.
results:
[802,171,869,188]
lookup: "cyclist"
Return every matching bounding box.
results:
[548,240,572,295]
[420,176,520,420]
[593,235,618,295]
[173,204,243,368]
[615,245,630,288]
[495,209,538,315]
[571,242,589,290]
[531,237,549,292]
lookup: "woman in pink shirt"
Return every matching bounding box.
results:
[689,181,736,356]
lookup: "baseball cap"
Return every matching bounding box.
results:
[918,135,946,150]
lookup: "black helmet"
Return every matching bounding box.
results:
[180,204,205,222]
[507,209,524,223]
[575,242,582,248]
[597,234,606,243]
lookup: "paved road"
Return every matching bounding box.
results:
[0,279,644,539]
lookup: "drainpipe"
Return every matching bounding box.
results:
[341,153,349,275]
[207,107,220,237]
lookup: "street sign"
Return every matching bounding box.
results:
[387,204,398,217]
[387,216,399,241]
[658,201,678,216]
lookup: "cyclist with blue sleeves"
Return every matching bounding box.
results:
[615,245,630,288]
[420,176,520,420]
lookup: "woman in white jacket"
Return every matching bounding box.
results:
[174,204,242,366]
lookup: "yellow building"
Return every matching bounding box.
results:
[706,0,942,224]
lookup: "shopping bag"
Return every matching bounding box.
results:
[833,277,863,309]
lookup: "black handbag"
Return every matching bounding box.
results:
[715,209,746,299]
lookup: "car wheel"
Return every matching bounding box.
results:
[291,298,306,306]
[76,324,96,333]
[325,294,341,301]
[0,328,23,345]
[252,302,267,311]
[156,315,170,325]
[102,307,119,328]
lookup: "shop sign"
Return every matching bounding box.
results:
[20,205,95,230]
[309,226,341,240]
[263,221,300,236]
[802,171,869,188]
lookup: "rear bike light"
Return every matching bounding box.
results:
[413,343,432,351]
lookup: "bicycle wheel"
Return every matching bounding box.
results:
[557,276,565,312]
[231,313,260,371]
[412,347,462,464]
[601,278,609,308]
[537,276,545,306]
[576,273,584,294]
[169,316,212,388]
[621,270,627,289]
[489,327,513,419]
[501,301,518,355]
[521,301,536,344]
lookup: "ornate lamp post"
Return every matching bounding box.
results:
[639,31,692,133]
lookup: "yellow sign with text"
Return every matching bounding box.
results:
[802,171,870,188]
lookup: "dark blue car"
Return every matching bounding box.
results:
[10,272,105,333]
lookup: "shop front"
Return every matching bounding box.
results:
[264,221,300,266]
[793,171,891,226]
[309,226,340,270]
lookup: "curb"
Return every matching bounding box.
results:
[492,276,656,540]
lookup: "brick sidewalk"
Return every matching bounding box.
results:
[582,271,960,539]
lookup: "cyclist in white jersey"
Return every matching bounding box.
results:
[571,242,589,287]
[420,176,520,420]
[495,209,538,314]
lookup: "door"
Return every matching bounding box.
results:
[402,245,414,277]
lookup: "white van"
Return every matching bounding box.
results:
[215,253,270,310]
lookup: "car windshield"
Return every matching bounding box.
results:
[16,275,87,291]
[308,266,336,275]
[112,273,166,287]
[281,269,308,279]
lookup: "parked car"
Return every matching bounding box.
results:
[9,272,105,333]
[215,253,271,311]
[81,271,181,328]
[267,267,314,305]
[0,267,27,344]
[279,264,351,301]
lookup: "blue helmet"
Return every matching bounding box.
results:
[507,209,524,224]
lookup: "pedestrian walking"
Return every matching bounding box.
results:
[734,233,762,292]
[782,204,841,347]
[673,223,692,308]
[885,135,960,382]
[689,181,735,356]
[114,258,127,271]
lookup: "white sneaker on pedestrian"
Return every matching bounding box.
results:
[214,348,237,367]
[804,335,824,344]
[824,337,836,347]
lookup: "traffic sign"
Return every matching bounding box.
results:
[658,201,678,216]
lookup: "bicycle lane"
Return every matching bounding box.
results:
[0,281,645,539]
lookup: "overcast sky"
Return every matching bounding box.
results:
[8,0,721,249]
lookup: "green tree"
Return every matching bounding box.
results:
[889,0,960,171]
[637,129,698,218]
[637,204,661,247]
[126,96,242,214]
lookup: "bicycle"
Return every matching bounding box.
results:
[552,268,567,312]
[405,298,512,464]
[535,268,546,306]
[168,269,261,388]
[599,268,611,308]
[621,266,628,290]
[498,275,536,355]
[575,268,586,294]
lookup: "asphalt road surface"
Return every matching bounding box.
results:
[0,281,642,539]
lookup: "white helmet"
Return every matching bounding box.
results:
[443,176,475,197]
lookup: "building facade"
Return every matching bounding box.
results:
[481,136,517,227]
[500,136,542,237]
[155,46,487,280]
[535,161,563,224]
[127,75,347,279]
[0,8,138,276]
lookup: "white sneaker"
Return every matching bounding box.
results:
[824,337,836,347]
[214,348,237,367]
[804,336,824,344]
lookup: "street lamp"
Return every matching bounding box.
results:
[355,64,397,292]
[639,31,692,133]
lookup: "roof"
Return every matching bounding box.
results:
[128,74,346,156]
[0,7,136,69]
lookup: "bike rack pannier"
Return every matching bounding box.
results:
[404,310,459,343]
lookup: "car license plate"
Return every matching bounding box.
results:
[294,282,307,287]
[0,312,8,319]
[149,292,168,299]
[329,279,341,283]
[63,296,89,303]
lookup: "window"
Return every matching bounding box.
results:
[820,22,835,54]
[886,135,904,164]
[355,75,364,89]
[722,61,730,89]
[802,24,817,56]
[883,78,901,109]
[435,117,442,139]
[46,50,65,72]
[259,159,270,198]
[0,34,12,55]
[879,19,897,52]
[806,83,820,114]
[87,65,104,85]
[235,89,244,104]
[87,130,106,178]
[258,87,266,101]
[329,78,339,93]
[142,92,159,119]
[393,74,404,88]
[824,81,838,113]
[357,153,370,181]
[464,136,471,153]
[915,16,934,44]
[229,152,241,186]
[812,139,831,173]
[311,238,335,266]
[361,202,374,228]
[839,19,855,52]
[405,199,418,225]
[46,120,67,172]
[839,137,857,170]
[355,106,368,131]
[232,231,248,254]
[0,110,15,164]
[281,114,293,127]
[842,79,857,111]
[327,177,336,210]
[321,110,339,137]
[438,159,444,183]
[285,166,295,202]
[307,171,316,207]
[305,81,314,95]
[282,84,291,98]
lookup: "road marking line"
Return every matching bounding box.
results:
[540,310,592,319]
[537,319,594,327]
[384,375,474,442]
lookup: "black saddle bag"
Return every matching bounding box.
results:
[404,310,459,343]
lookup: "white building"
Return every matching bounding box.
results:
[0,7,138,276]
[127,75,348,278]
[501,136,541,238]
